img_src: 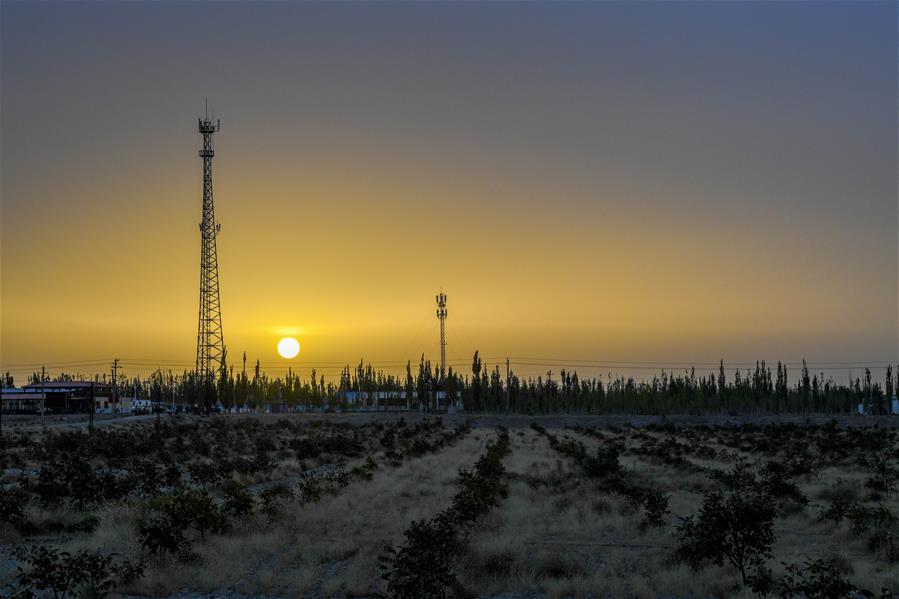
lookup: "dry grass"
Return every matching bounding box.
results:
[58,428,493,597]
[454,425,899,597]
[3,415,898,597]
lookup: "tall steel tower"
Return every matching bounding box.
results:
[436,291,447,381]
[195,106,225,409]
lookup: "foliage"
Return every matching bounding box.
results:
[379,511,460,599]
[846,504,896,536]
[821,498,852,525]
[260,484,294,516]
[221,480,255,517]
[581,446,624,480]
[137,508,189,559]
[11,545,143,599]
[533,423,669,528]
[676,487,776,584]
[0,488,25,525]
[380,428,511,599]
[138,488,228,559]
[865,458,898,497]
[26,458,131,510]
[298,477,322,504]
[748,558,857,599]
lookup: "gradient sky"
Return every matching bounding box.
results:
[2,1,897,381]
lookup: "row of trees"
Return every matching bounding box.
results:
[8,355,897,415]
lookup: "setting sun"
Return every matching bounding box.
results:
[277,337,300,359]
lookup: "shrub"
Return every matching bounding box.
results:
[865,459,898,497]
[759,461,808,509]
[290,437,321,460]
[138,488,228,560]
[260,484,293,516]
[631,486,670,528]
[28,461,69,507]
[821,499,851,525]
[379,511,460,599]
[172,489,228,540]
[251,451,275,475]
[12,545,144,599]
[350,456,379,481]
[187,460,225,486]
[748,558,856,599]
[138,508,190,560]
[676,488,776,584]
[581,446,623,480]
[380,428,510,599]
[222,480,255,517]
[27,458,132,510]
[126,459,168,497]
[0,488,25,525]
[867,528,898,562]
[846,504,896,536]
[298,477,322,504]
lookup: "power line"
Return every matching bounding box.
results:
[3,356,894,379]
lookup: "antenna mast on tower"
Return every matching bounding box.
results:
[436,291,447,382]
[196,106,225,412]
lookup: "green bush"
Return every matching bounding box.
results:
[748,558,856,599]
[379,511,460,599]
[12,545,143,599]
[222,480,255,517]
[260,484,294,516]
[676,488,776,584]
[380,428,510,599]
[846,504,896,536]
[138,509,189,560]
[138,488,228,560]
[821,498,851,525]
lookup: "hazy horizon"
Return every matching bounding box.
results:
[2,1,897,381]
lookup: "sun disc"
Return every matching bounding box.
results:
[277,337,300,359]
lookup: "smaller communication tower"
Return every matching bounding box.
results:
[436,291,447,381]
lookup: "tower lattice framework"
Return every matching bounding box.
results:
[196,110,225,407]
[436,291,447,382]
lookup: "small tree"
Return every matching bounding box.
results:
[12,545,143,599]
[676,488,777,584]
[222,480,255,517]
[138,509,189,561]
[379,511,459,599]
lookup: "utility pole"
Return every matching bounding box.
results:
[436,291,447,382]
[88,382,95,434]
[111,359,119,416]
[40,365,46,429]
[505,358,511,413]
[196,103,226,414]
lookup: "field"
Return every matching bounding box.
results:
[1,413,897,598]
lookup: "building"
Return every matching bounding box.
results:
[1,388,43,414]
[339,390,462,411]
[18,381,113,414]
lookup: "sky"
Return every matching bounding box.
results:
[1,1,897,382]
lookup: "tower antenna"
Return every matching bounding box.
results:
[196,105,225,413]
[436,290,447,382]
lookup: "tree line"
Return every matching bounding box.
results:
[8,353,897,415]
